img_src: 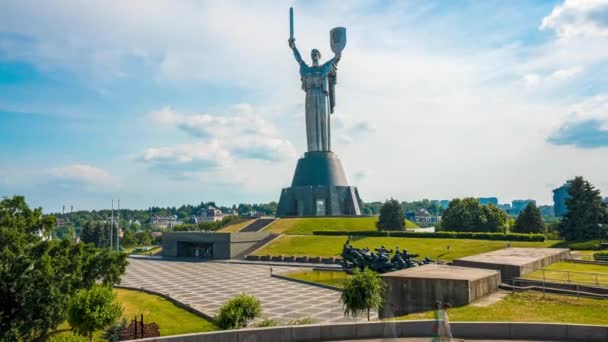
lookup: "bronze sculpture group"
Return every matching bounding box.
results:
[340,237,434,274]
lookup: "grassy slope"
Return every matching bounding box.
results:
[115,289,217,335]
[50,289,217,341]
[284,270,349,289]
[218,219,255,233]
[524,261,608,286]
[265,217,417,234]
[253,235,558,261]
[396,291,608,325]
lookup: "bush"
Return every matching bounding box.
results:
[593,252,608,261]
[313,230,546,241]
[341,268,385,321]
[67,285,123,342]
[216,293,262,329]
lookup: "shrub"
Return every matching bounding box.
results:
[593,252,608,261]
[313,230,546,241]
[67,285,123,342]
[341,268,386,321]
[216,293,262,329]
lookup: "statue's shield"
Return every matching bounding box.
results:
[330,27,346,54]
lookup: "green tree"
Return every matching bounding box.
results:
[67,285,123,342]
[341,268,386,321]
[121,229,137,247]
[376,198,404,231]
[216,293,262,329]
[558,176,608,241]
[513,203,545,233]
[440,198,507,232]
[0,196,127,341]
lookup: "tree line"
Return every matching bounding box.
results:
[374,176,607,241]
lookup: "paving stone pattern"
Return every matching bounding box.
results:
[121,259,367,324]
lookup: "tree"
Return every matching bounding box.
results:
[0,196,127,341]
[376,198,404,231]
[558,176,608,241]
[440,198,507,233]
[216,293,262,329]
[121,229,137,247]
[67,285,123,342]
[341,268,386,321]
[513,203,545,233]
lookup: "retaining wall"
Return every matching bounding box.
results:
[127,321,608,342]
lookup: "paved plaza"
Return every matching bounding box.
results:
[121,258,366,324]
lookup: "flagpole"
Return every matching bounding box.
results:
[110,199,114,249]
[117,199,120,251]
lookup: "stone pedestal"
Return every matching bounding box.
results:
[379,264,501,318]
[276,151,363,217]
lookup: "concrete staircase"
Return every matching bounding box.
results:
[240,218,276,232]
[233,233,279,259]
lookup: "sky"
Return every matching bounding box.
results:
[1,0,608,212]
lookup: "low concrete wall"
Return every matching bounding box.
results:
[128,321,608,342]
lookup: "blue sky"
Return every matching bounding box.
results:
[1,0,608,212]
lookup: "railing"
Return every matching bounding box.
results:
[521,266,608,288]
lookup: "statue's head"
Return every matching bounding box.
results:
[311,49,321,65]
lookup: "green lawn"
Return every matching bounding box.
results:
[524,261,608,287]
[284,270,350,289]
[50,288,217,341]
[395,291,608,325]
[264,217,417,234]
[253,235,558,261]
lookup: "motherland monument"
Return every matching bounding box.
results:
[277,7,363,217]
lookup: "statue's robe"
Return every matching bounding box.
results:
[292,48,339,152]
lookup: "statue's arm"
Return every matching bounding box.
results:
[289,40,307,67]
[324,52,341,73]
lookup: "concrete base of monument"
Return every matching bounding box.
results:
[276,151,364,217]
[379,264,501,318]
[453,247,571,280]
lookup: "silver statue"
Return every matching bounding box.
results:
[289,7,346,152]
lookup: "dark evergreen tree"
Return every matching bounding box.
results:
[513,203,545,233]
[558,176,608,241]
[376,198,405,231]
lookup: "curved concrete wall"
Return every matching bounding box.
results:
[129,321,608,342]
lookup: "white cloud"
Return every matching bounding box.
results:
[133,141,231,171]
[48,164,117,188]
[541,0,608,39]
[522,66,583,88]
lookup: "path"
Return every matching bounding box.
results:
[121,258,365,324]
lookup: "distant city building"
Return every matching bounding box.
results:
[406,209,441,225]
[478,197,499,206]
[151,215,182,229]
[538,205,555,217]
[439,200,450,209]
[553,181,572,217]
[55,217,68,228]
[510,199,536,215]
[497,203,511,212]
[193,206,224,223]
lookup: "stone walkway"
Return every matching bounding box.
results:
[121,258,366,324]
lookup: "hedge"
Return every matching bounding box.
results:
[312,230,546,241]
[594,252,608,261]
